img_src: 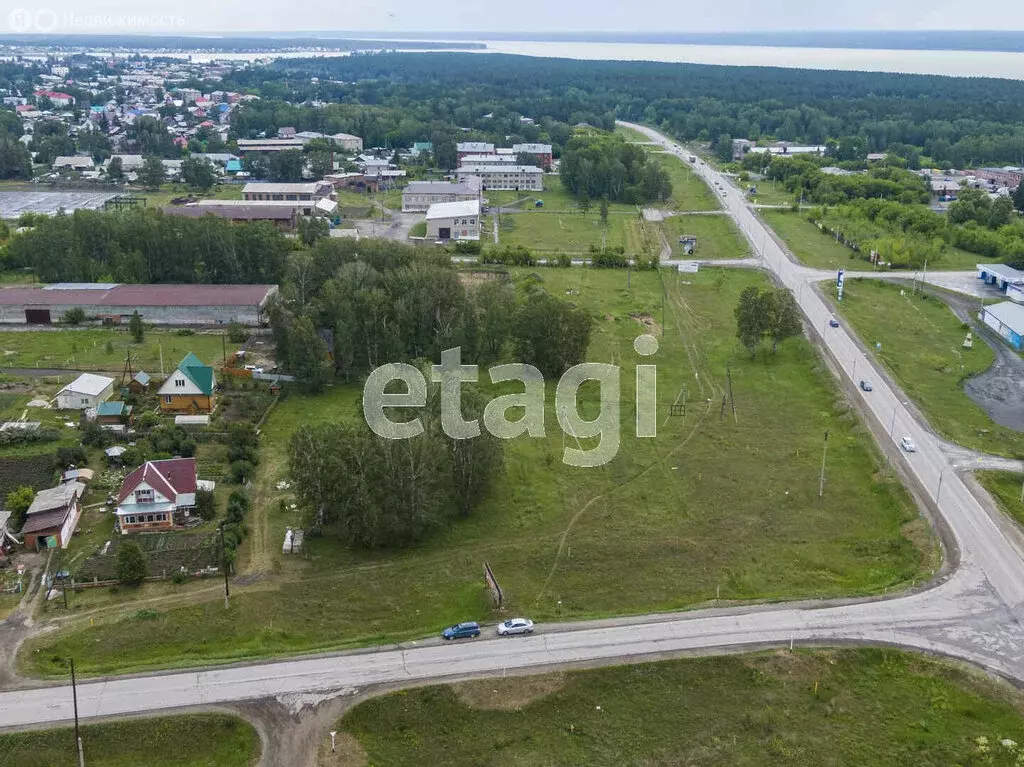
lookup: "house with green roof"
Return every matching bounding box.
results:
[158,353,217,414]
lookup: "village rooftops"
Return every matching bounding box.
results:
[58,373,114,397]
[27,482,85,516]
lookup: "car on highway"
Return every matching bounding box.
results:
[829,317,840,328]
[496,618,534,636]
[900,436,917,452]
[442,621,481,640]
[859,379,873,392]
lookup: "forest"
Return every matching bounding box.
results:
[5,208,290,284]
[218,53,1024,166]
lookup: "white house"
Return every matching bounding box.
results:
[55,374,115,410]
[425,199,481,242]
[115,457,210,533]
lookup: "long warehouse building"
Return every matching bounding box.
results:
[0,283,278,326]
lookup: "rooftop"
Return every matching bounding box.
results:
[27,482,84,516]
[243,182,327,195]
[0,284,277,308]
[426,199,481,220]
[59,373,113,397]
[986,301,1024,333]
[457,165,544,174]
[979,263,1024,284]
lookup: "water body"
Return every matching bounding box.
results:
[76,39,1024,80]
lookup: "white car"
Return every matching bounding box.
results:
[496,618,534,636]
[900,436,917,453]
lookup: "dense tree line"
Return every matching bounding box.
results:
[271,238,592,386]
[559,132,671,203]
[809,197,1024,266]
[742,154,931,205]
[5,208,290,284]
[220,53,1024,167]
[288,382,503,548]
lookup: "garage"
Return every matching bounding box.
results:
[24,308,51,324]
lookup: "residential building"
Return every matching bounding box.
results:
[328,133,363,152]
[402,180,481,212]
[457,141,495,160]
[235,138,306,155]
[52,156,95,171]
[34,90,74,107]
[0,284,277,326]
[21,482,84,550]
[104,154,145,171]
[94,400,132,426]
[115,457,210,533]
[981,301,1024,350]
[425,199,481,242]
[158,353,216,413]
[512,143,554,168]
[411,141,433,156]
[242,181,334,202]
[461,153,517,166]
[55,374,115,410]
[456,165,543,192]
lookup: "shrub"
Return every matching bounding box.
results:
[230,460,254,484]
[116,541,148,586]
[136,411,160,430]
[194,487,217,521]
[55,445,88,469]
[170,569,188,584]
[227,321,250,344]
[61,307,86,325]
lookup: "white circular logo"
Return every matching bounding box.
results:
[33,8,58,32]
[7,8,32,33]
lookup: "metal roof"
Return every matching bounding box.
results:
[425,199,480,220]
[0,284,277,308]
[979,263,1024,284]
[58,373,114,397]
[985,301,1024,334]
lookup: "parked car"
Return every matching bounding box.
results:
[900,436,917,453]
[442,621,481,640]
[496,618,535,636]
[859,379,873,392]
[829,317,840,328]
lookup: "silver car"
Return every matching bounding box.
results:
[496,618,534,636]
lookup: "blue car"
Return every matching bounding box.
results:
[442,621,481,640]
[829,317,840,328]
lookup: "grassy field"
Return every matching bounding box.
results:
[337,648,1024,766]
[0,328,237,371]
[495,210,646,253]
[828,280,1021,457]
[139,182,244,209]
[0,714,259,767]
[978,471,1024,527]
[764,210,997,272]
[21,268,936,677]
[651,152,720,212]
[614,124,651,143]
[658,213,750,260]
[749,181,798,206]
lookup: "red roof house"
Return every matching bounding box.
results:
[115,458,203,534]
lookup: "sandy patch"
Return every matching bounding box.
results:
[453,672,568,711]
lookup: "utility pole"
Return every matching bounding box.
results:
[218,523,230,610]
[221,333,227,364]
[889,407,898,437]
[936,468,946,503]
[70,658,84,767]
[1019,475,1024,504]
[818,430,830,498]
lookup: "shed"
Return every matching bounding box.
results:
[175,415,210,428]
[129,371,151,393]
[981,301,1024,350]
[55,374,115,411]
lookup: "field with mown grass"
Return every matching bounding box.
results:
[828,280,1021,458]
[0,713,258,767]
[978,471,1024,527]
[337,649,1024,766]
[21,267,936,677]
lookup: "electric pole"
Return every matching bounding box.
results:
[818,430,830,498]
[219,523,230,610]
[71,658,84,767]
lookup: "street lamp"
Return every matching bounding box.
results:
[936,468,948,503]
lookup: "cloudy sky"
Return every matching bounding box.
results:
[5,0,1024,35]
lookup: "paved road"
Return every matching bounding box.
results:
[4,124,1024,730]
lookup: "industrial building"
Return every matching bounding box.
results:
[163,203,298,229]
[0,283,278,326]
[242,182,335,202]
[978,263,1024,302]
[981,302,1024,350]
[425,199,481,242]
[456,165,544,192]
[401,179,482,212]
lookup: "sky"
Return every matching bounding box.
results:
[5,0,1024,36]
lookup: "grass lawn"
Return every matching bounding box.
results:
[614,124,651,143]
[0,713,258,767]
[496,210,644,253]
[338,648,1024,766]
[827,280,1021,457]
[487,179,637,215]
[0,328,237,372]
[651,153,720,212]
[749,181,798,206]
[658,214,750,260]
[978,471,1024,527]
[764,210,999,272]
[22,268,935,677]
[139,182,244,209]
[409,220,427,238]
